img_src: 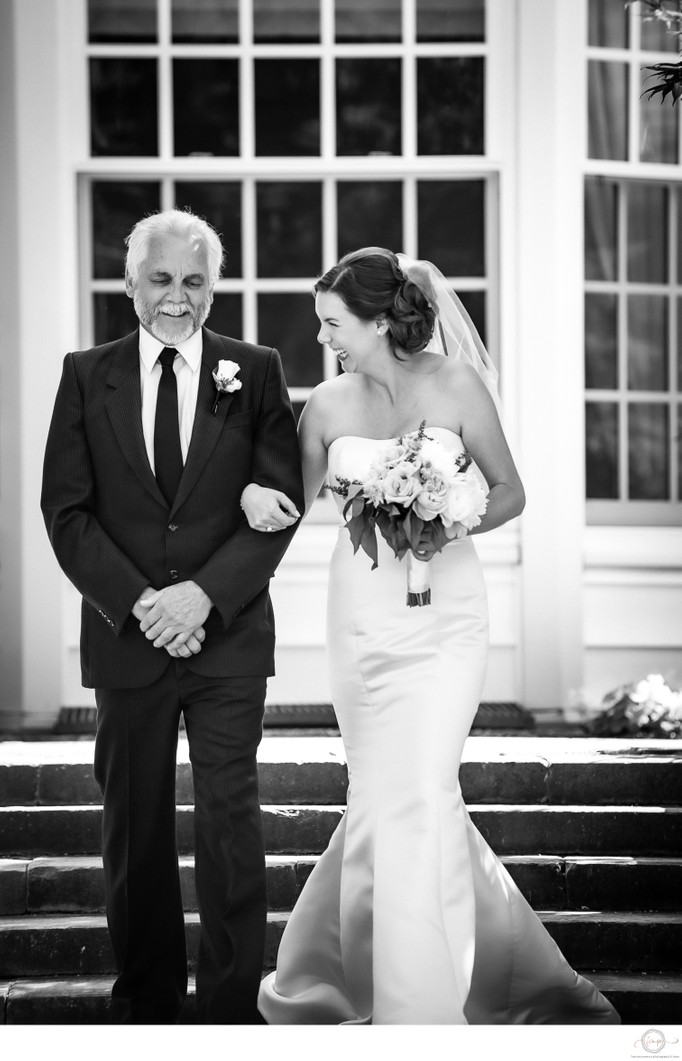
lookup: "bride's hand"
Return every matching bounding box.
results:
[414,523,467,560]
[240,483,301,533]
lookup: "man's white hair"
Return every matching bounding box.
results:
[124,209,225,287]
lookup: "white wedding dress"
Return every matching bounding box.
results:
[258,429,619,1025]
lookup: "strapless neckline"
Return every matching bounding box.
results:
[328,426,463,450]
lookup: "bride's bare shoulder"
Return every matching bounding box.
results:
[306,374,359,412]
[300,375,359,437]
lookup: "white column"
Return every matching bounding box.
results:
[0,0,85,728]
[515,0,588,709]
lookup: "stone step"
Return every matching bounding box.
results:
[3,970,682,1026]
[3,971,680,1025]
[1,911,680,979]
[2,737,679,807]
[3,854,681,917]
[1,803,680,858]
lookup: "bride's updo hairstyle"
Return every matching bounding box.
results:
[314,247,435,357]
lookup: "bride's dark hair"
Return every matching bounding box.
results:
[314,247,435,356]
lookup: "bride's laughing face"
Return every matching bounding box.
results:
[315,291,383,374]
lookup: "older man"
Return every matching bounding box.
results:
[41,209,303,1023]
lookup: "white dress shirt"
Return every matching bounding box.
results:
[138,327,203,473]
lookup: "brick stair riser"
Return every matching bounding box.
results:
[4,976,682,1026]
[3,856,681,917]
[1,914,679,979]
[2,805,681,858]
[3,758,680,808]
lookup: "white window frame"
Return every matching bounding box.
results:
[585,0,682,525]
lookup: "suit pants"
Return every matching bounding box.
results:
[94,664,268,1024]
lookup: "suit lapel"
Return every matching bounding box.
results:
[104,331,168,507]
[169,328,236,515]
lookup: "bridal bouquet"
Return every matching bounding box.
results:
[331,422,488,606]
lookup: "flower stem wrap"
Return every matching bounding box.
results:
[406,551,432,607]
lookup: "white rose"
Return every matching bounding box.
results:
[382,461,423,506]
[418,438,457,479]
[442,472,488,529]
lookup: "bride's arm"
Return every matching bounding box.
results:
[457,365,525,535]
[298,395,330,514]
[240,391,330,530]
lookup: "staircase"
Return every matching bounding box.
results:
[1,733,680,1024]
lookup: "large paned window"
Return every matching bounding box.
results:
[586,0,682,523]
[82,0,496,430]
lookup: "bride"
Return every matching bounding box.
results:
[240,247,619,1026]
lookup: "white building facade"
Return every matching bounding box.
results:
[1,0,680,729]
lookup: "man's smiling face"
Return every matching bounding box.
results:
[126,232,213,345]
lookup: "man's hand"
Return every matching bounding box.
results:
[137,581,213,649]
[164,625,206,658]
[132,586,157,621]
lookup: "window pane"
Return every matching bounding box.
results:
[640,77,679,163]
[173,60,239,157]
[417,58,484,155]
[92,181,161,279]
[586,401,619,498]
[94,292,139,346]
[336,59,401,156]
[256,60,320,156]
[335,0,401,42]
[627,295,668,391]
[588,0,628,47]
[628,403,669,499]
[206,294,242,339]
[417,0,485,43]
[588,61,628,161]
[258,293,322,386]
[90,59,158,157]
[417,180,485,276]
[627,182,667,283]
[172,0,238,44]
[256,183,322,277]
[458,290,487,350]
[255,0,319,41]
[585,293,618,389]
[641,13,680,51]
[88,0,157,42]
[337,182,403,259]
[174,182,242,277]
[585,177,618,281]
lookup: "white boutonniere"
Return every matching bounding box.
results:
[212,359,242,414]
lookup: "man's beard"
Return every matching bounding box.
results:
[134,292,213,345]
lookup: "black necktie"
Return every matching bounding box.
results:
[154,347,183,505]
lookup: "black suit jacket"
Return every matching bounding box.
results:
[41,327,304,689]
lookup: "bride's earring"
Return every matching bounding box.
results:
[376,321,387,336]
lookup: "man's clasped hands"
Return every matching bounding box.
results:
[132,581,212,659]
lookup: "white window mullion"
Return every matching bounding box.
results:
[157,0,173,159]
[161,175,174,213]
[628,1,640,164]
[322,175,337,380]
[239,0,255,160]
[402,176,417,257]
[618,181,629,500]
[322,174,337,268]
[669,187,678,500]
[79,175,94,347]
[402,0,416,161]
[320,0,335,160]
[242,177,257,343]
